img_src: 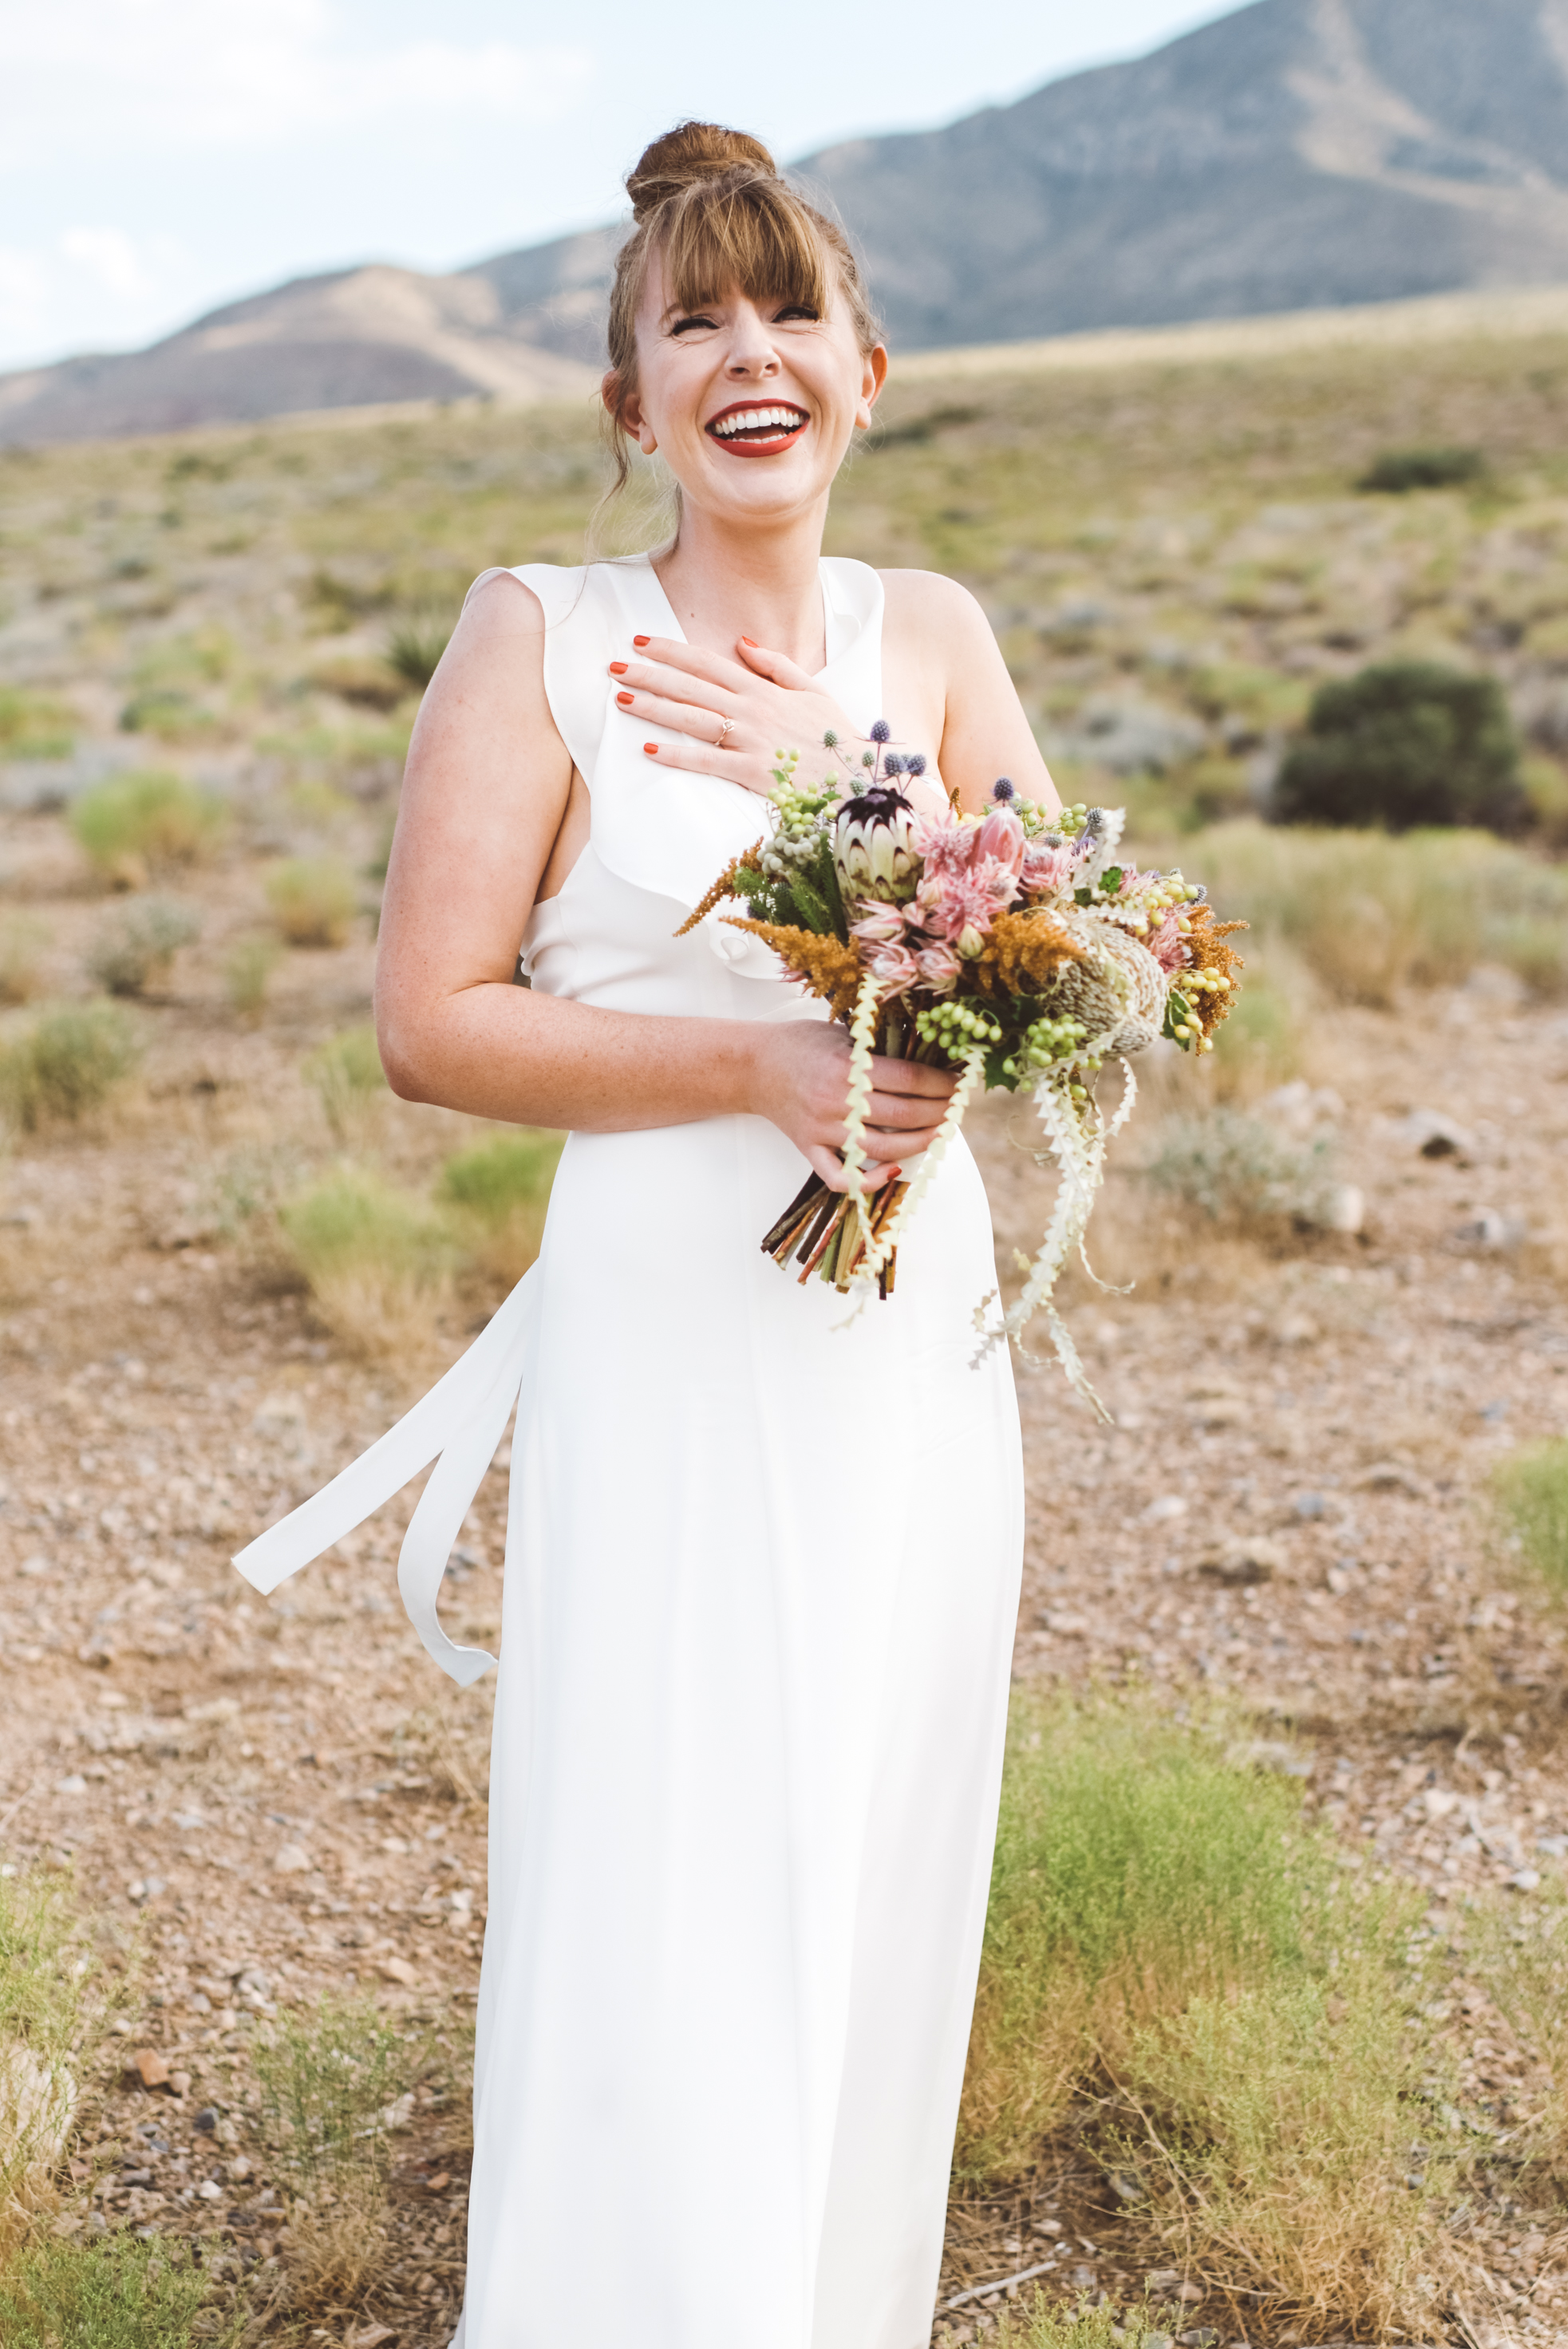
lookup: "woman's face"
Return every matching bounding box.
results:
[609,250,887,526]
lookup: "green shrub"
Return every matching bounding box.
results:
[84,898,200,997]
[0,1004,140,1128]
[440,1129,563,1285]
[1274,662,1526,834]
[0,2233,238,2349]
[1356,445,1484,493]
[266,857,358,948]
[962,1696,1453,2340]
[279,1169,452,1356]
[69,770,225,882]
[1191,822,1568,1005]
[1493,1439,1568,1600]
[386,617,452,692]
[223,933,279,1019]
[0,914,51,1006]
[0,686,73,761]
[303,1023,386,1143]
[1143,1108,1333,1225]
[0,1869,101,2240]
[253,1992,414,2311]
[994,2296,1189,2349]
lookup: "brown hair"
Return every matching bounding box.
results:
[601,121,883,501]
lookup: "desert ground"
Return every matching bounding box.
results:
[3,306,1568,2347]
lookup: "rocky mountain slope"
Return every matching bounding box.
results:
[8,0,1568,443]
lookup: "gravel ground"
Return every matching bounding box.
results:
[2,974,1568,2347]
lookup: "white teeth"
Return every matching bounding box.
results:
[712,406,805,437]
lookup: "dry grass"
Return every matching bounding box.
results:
[0,1001,140,1130]
[69,771,225,889]
[278,1167,454,1358]
[1468,1888,1568,2181]
[266,858,360,949]
[0,1869,117,2252]
[960,1693,1457,2339]
[0,915,49,1007]
[438,1128,563,1288]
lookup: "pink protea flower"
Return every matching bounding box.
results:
[866,942,922,997]
[970,851,1022,909]
[918,942,962,992]
[910,807,978,875]
[849,902,908,946]
[1147,910,1191,974]
[919,869,1010,956]
[971,806,1027,876]
[1019,841,1076,899]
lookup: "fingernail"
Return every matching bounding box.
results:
[617,691,634,705]
[632,635,650,647]
[609,661,628,675]
[642,741,658,755]
[740,635,757,646]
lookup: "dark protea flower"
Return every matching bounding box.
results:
[832,785,919,903]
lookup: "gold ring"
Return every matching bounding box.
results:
[713,716,736,748]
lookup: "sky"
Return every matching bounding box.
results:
[0,0,1254,374]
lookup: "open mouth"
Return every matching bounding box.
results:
[705,401,809,456]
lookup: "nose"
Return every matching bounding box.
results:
[725,301,780,379]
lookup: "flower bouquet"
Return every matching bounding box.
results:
[680,728,1246,1410]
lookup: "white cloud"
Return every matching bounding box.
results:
[0,1,593,166]
[59,227,156,301]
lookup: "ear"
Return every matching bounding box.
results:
[855,344,889,432]
[603,371,658,455]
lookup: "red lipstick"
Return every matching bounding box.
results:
[704,400,809,459]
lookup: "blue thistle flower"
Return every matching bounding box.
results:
[906,754,927,776]
[870,720,891,743]
[992,778,1015,801]
[883,752,906,775]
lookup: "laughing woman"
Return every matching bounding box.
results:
[237,121,1057,2349]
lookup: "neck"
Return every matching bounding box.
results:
[651,495,829,669]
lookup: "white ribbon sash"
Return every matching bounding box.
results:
[231,1276,535,1686]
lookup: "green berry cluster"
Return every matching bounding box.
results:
[1001,1012,1092,1080]
[914,1000,1004,1060]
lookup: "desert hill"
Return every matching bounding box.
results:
[8,0,1568,444]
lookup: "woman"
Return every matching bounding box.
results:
[238,122,1057,2349]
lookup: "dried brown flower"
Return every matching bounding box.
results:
[1184,910,1249,1037]
[970,910,1087,998]
[675,842,766,937]
[721,919,864,1018]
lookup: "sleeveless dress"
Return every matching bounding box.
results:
[235,554,1024,2349]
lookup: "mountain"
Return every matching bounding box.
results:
[7,0,1568,444]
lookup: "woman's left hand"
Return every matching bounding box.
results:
[609,636,859,798]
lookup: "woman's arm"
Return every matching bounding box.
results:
[373,574,954,1188]
[882,570,1060,817]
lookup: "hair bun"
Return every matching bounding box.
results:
[626,121,778,222]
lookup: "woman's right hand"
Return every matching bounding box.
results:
[748,1020,958,1192]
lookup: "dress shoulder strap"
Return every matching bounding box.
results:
[461,563,620,785]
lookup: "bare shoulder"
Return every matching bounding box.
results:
[878,567,993,643]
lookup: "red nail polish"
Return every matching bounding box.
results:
[609,661,628,675]
[632,635,650,648]
[740,635,757,646]
[642,741,658,755]
[617,691,634,705]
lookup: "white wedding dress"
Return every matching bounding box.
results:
[235,554,1023,2349]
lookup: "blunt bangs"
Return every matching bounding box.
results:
[657,172,832,322]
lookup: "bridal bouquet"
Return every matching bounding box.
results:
[680,729,1245,1409]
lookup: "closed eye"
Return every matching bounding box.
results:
[669,312,719,336]
[774,304,820,322]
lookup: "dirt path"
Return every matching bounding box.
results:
[2,981,1568,2345]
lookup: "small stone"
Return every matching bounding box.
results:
[1455,1209,1522,1251]
[1069,2265,1096,2290]
[128,2049,171,2092]
[227,2156,251,2181]
[193,2107,219,2134]
[168,2071,191,2098]
[197,2178,223,2201]
[1403,1110,1475,1160]
[1175,2282,1205,2303]
[271,1844,310,1873]
[1509,1868,1542,1892]
[350,2330,398,2349]
[1292,1491,1325,1520]
[1143,1494,1188,1523]
[427,2170,451,2193]
[1315,1182,1364,1234]
[53,1775,87,1796]
[1178,2332,1218,2349]
[1199,1538,1283,1586]
[377,1956,417,1987]
[1356,1460,1426,1496]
